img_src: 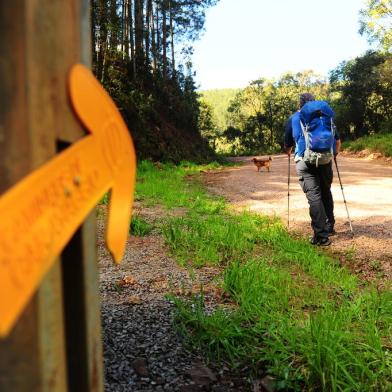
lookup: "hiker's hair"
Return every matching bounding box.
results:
[299,93,315,108]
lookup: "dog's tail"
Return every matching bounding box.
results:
[269,156,272,161]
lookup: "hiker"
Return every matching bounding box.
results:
[284,93,341,246]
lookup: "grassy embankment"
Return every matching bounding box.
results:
[343,133,392,157]
[134,161,392,391]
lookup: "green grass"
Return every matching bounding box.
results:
[129,215,153,236]
[162,212,271,267]
[137,160,392,391]
[135,160,227,209]
[343,133,392,157]
[99,191,110,205]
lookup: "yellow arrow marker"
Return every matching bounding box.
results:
[0,64,136,337]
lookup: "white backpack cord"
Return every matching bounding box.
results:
[300,120,310,159]
[330,118,336,155]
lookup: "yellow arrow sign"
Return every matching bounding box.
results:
[0,64,136,337]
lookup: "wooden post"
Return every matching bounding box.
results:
[0,1,104,391]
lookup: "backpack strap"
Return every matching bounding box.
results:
[330,118,336,154]
[300,120,311,157]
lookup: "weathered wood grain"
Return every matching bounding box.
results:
[0,1,103,391]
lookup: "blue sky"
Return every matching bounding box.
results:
[192,0,371,90]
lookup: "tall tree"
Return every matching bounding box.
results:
[90,0,220,160]
[145,0,153,67]
[329,51,392,137]
[96,0,109,82]
[129,0,136,76]
[134,0,144,73]
[223,71,330,153]
[359,0,392,52]
[169,0,175,73]
[162,0,168,77]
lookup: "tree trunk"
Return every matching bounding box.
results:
[91,0,97,72]
[109,0,117,51]
[169,0,175,76]
[96,0,108,82]
[123,0,129,59]
[151,0,157,71]
[121,0,125,54]
[145,0,152,67]
[162,0,167,78]
[129,0,136,77]
[155,1,160,72]
[134,0,144,73]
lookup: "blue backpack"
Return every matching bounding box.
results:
[299,100,335,166]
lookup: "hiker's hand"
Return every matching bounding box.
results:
[285,146,292,156]
[335,140,341,156]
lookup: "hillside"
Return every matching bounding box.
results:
[200,88,241,129]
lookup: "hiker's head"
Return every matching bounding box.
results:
[299,93,315,108]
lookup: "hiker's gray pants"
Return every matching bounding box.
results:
[295,160,334,239]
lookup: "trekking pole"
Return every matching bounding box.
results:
[287,154,290,229]
[333,156,354,235]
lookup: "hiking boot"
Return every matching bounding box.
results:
[326,223,336,236]
[309,236,331,246]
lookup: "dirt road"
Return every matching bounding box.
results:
[203,154,392,284]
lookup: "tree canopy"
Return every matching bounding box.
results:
[91,1,391,159]
[359,0,392,52]
[91,0,219,162]
[329,50,392,138]
[201,71,330,155]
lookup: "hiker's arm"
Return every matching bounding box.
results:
[332,122,341,156]
[334,127,341,156]
[335,139,341,155]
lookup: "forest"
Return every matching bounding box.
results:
[91,0,218,162]
[91,0,391,160]
[200,52,392,155]
[199,1,392,156]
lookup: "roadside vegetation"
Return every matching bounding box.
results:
[135,161,392,392]
[129,215,154,236]
[342,132,392,158]
[92,1,391,163]
[91,0,219,163]
[198,1,392,159]
[200,50,391,158]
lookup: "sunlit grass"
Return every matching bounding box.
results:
[138,160,392,391]
[343,133,392,157]
[129,215,153,236]
[135,160,226,209]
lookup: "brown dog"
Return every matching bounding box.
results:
[252,156,272,172]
